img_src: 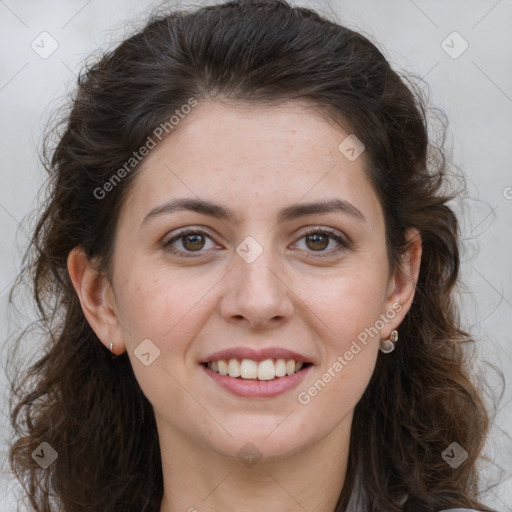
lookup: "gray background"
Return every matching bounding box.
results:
[1,0,511,510]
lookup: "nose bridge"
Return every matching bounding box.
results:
[234,238,282,298]
[220,235,294,326]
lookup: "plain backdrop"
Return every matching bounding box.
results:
[1,0,511,510]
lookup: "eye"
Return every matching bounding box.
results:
[163,228,219,257]
[162,226,350,258]
[292,228,350,256]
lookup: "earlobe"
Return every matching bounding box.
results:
[67,247,126,355]
[381,228,422,338]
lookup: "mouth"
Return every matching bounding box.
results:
[201,358,313,381]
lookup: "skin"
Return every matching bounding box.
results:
[68,100,422,512]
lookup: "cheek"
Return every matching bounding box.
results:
[307,348,376,427]
[300,288,381,419]
[308,265,389,346]
[114,265,198,345]
[297,266,387,408]
[115,269,212,412]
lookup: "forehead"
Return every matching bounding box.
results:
[120,100,383,228]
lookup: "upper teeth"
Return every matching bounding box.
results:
[208,358,304,380]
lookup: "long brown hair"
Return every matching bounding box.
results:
[7,1,501,510]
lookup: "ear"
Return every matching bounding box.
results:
[67,246,126,355]
[380,228,422,339]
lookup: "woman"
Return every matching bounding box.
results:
[8,1,500,510]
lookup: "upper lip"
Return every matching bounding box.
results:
[200,347,312,364]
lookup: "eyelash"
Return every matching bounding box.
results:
[162,227,350,259]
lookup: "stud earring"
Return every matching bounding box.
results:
[109,342,117,359]
[379,329,398,354]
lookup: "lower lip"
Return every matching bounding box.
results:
[201,364,313,398]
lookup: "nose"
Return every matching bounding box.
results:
[219,248,295,330]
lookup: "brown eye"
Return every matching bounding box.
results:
[292,228,350,258]
[305,233,329,251]
[163,228,219,257]
[182,233,206,251]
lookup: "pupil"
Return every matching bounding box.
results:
[184,234,204,251]
[307,233,328,251]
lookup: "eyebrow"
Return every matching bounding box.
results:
[141,197,366,227]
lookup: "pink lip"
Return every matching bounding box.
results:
[201,364,313,398]
[200,347,311,364]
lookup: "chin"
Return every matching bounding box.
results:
[203,418,313,462]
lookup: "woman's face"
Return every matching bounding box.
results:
[99,101,417,461]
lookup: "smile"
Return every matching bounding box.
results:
[201,359,313,398]
[204,358,310,380]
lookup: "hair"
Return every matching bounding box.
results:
[6,1,501,511]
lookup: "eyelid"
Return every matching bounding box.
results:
[300,226,347,240]
[162,226,221,257]
[162,226,212,245]
[292,226,351,255]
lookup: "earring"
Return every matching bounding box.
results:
[379,330,398,354]
[109,342,117,359]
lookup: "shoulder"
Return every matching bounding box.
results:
[438,509,483,512]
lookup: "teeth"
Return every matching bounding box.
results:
[240,359,258,379]
[275,358,287,377]
[228,358,241,377]
[257,359,275,381]
[207,358,306,380]
[218,360,228,376]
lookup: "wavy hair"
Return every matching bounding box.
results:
[7,1,500,510]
